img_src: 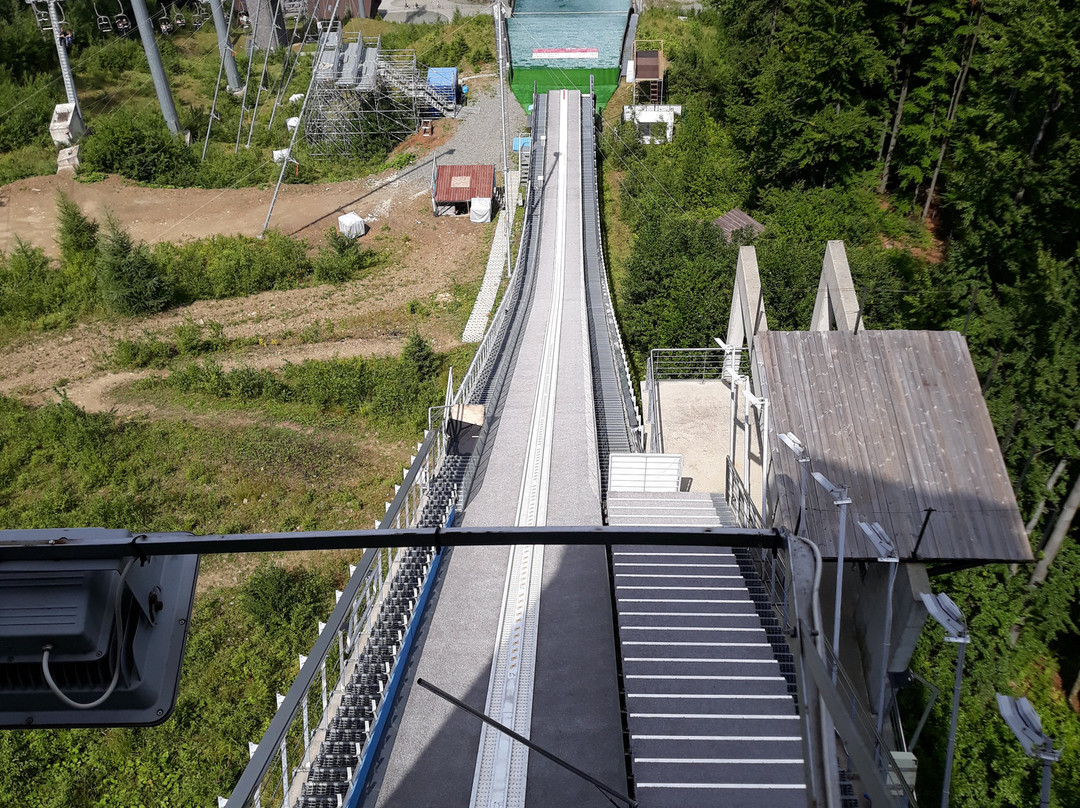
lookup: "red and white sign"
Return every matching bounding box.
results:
[531,47,599,60]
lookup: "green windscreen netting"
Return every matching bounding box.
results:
[507,0,629,110]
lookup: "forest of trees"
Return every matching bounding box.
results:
[601,1,1079,805]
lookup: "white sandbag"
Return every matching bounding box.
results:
[337,211,367,238]
[469,197,492,223]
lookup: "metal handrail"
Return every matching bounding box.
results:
[818,635,919,808]
[225,545,396,807]
[726,457,763,528]
[587,105,642,452]
[648,347,724,381]
[456,94,543,509]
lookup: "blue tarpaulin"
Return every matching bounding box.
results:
[426,67,457,108]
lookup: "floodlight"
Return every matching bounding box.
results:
[922,591,970,808]
[921,592,967,640]
[0,528,198,728]
[859,521,897,561]
[996,695,1059,759]
[996,694,1061,808]
[778,432,807,460]
[812,471,851,503]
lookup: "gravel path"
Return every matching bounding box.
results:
[399,79,526,194]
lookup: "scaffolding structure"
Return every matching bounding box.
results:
[305,23,456,159]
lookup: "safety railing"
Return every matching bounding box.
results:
[774,530,917,808]
[726,456,763,528]
[648,347,727,381]
[455,95,543,510]
[585,103,642,453]
[818,635,919,808]
[225,545,408,808]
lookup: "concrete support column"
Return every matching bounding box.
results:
[207,0,242,90]
[129,0,181,134]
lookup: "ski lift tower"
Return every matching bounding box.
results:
[28,0,85,146]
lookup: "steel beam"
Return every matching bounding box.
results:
[0,525,783,562]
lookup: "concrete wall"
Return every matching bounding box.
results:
[852,562,930,716]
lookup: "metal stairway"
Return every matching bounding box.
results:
[608,494,806,807]
[607,491,737,527]
[376,52,456,118]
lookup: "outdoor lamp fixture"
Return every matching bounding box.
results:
[778,432,810,534]
[714,337,737,382]
[812,470,851,682]
[859,521,898,741]
[996,694,1061,808]
[921,592,970,808]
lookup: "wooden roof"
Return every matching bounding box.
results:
[433,164,495,204]
[635,50,662,80]
[713,208,765,240]
[757,330,1032,563]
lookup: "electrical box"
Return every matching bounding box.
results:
[0,529,199,728]
[49,103,85,147]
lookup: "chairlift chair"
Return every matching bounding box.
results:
[92,1,114,33]
[28,1,52,37]
[191,8,203,28]
[113,0,131,34]
[172,3,186,28]
[159,8,174,34]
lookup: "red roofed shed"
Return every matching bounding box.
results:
[432,162,496,217]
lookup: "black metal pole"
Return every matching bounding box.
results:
[0,525,783,562]
[912,507,935,559]
[416,678,637,808]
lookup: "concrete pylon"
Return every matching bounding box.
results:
[128,0,181,134]
[250,0,286,52]
[207,0,242,91]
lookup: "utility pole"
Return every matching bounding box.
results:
[493,0,511,277]
[129,0,182,134]
[207,0,242,91]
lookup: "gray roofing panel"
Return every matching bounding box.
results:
[757,329,1032,563]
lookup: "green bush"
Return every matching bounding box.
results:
[154,231,311,302]
[402,330,439,380]
[159,339,444,429]
[0,74,57,152]
[55,192,99,262]
[79,107,196,185]
[240,562,332,633]
[96,215,171,316]
[312,227,374,284]
[196,146,275,189]
[0,238,62,323]
[112,332,176,368]
[88,38,144,74]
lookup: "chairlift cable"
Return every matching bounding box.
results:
[266,8,317,132]
[234,0,266,152]
[204,0,239,159]
[245,0,285,148]
[262,0,343,236]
